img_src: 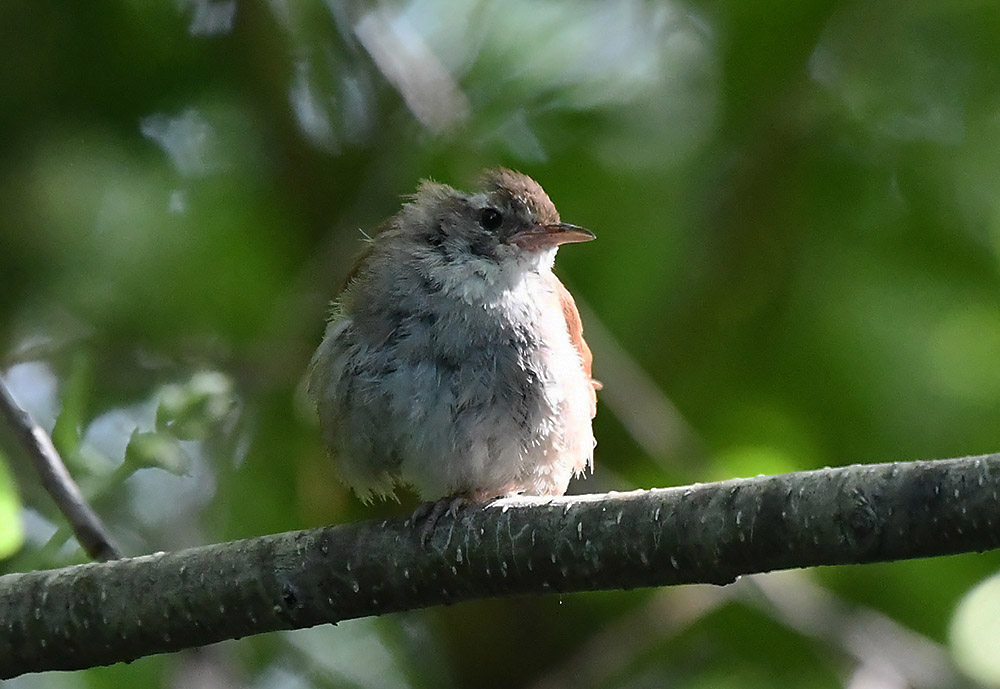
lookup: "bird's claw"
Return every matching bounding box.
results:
[410,495,468,543]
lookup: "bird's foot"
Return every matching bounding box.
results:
[409,495,471,544]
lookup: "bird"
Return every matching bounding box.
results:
[307,168,599,520]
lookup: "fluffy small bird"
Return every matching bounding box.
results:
[308,168,598,512]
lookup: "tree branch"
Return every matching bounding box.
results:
[0,377,121,562]
[3,453,1000,678]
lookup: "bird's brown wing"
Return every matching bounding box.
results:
[547,272,601,417]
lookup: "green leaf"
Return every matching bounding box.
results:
[51,349,93,461]
[0,451,25,560]
[124,430,191,476]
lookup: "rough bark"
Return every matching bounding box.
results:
[3,453,1000,678]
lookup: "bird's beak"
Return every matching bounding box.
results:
[510,222,596,250]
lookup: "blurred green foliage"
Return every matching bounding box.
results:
[2,0,1000,686]
[0,450,24,559]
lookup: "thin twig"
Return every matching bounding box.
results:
[0,377,121,562]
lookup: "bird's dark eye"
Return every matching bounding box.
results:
[479,208,503,231]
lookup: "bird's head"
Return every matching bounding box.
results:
[401,168,594,271]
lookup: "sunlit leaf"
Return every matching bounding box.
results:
[951,573,1000,687]
[0,451,25,560]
